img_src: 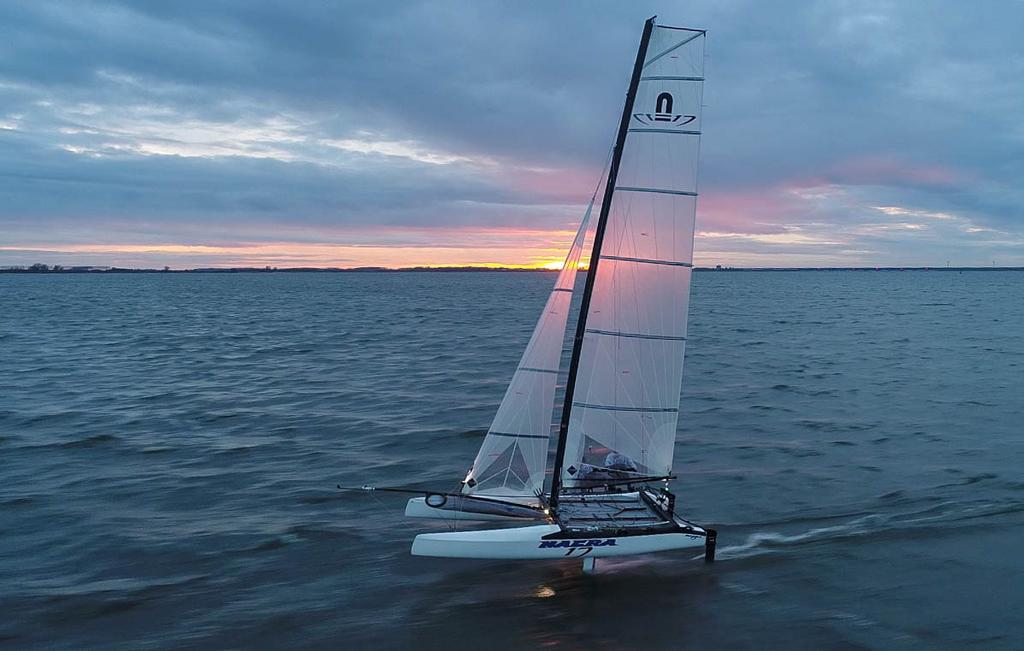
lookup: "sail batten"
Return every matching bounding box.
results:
[640,75,704,82]
[601,255,693,267]
[572,403,679,413]
[585,328,688,341]
[627,128,701,135]
[615,186,698,196]
[487,432,550,440]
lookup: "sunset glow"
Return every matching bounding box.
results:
[0,225,586,269]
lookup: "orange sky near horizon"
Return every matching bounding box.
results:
[0,226,586,269]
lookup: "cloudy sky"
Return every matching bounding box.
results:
[1,0,1022,268]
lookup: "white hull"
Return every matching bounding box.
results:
[404,497,538,522]
[411,523,707,560]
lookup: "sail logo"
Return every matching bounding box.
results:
[538,539,617,548]
[633,92,696,127]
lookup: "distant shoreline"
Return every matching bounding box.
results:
[2,265,1022,274]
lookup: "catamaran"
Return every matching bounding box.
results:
[354,17,713,572]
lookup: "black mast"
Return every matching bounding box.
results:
[549,17,656,508]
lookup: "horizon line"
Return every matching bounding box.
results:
[3,264,1022,274]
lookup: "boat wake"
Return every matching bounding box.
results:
[709,497,1024,561]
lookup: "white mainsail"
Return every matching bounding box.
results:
[462,203,593,498]
[560,25,705,485]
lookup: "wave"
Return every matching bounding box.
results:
[59,433,121,448]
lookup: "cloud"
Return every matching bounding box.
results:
[0,0,1022,267]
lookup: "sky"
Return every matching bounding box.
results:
[1,0,1022,269]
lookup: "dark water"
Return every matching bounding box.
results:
[1,270,1022,650]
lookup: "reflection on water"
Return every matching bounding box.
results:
[1,270,1022,649]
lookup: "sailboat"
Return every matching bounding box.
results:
[362,17,714,571]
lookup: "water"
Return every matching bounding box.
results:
[1,270,1022,650]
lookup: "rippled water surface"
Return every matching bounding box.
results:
[2,270,1022,650]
